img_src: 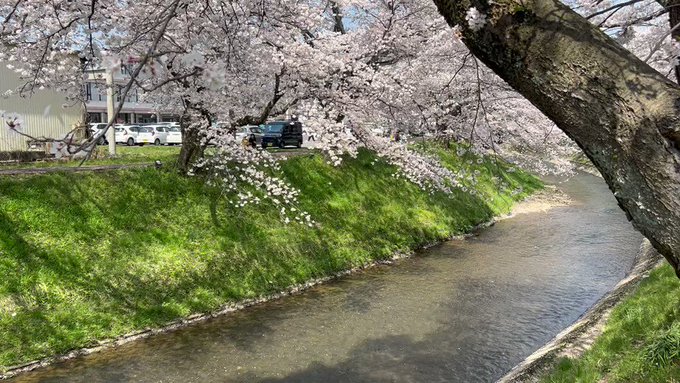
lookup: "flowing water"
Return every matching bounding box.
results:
[11,174,643,383]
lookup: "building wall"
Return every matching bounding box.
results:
[84,68,176,124]
[0,66,83,152]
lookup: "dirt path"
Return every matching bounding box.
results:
[0,148,317,177]
[0,163,153,176]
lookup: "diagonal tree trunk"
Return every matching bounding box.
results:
[669,0,680,83]
[657,0,680,83]
[431,0,680,277]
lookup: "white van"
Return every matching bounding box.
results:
[147,125,170,145]
[166,126,182,145]
[115,125,154,145]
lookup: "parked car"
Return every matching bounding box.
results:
[115,126,132,146]
[135,126,156,145]
[166,126,182,145]
[147,125,170,145]
[235,125,263,146]
[89,123,109,145]
[261,120,303,149]
[114,125,154,145]
[115,126,139,146]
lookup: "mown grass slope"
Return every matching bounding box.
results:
[0,146,541,370]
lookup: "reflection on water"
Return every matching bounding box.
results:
[11,174,642,383]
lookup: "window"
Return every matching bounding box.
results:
[265,123,285,133]
[87,112,102,123]
[85,83,92,101]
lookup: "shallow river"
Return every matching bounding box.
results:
[11,174,643,383]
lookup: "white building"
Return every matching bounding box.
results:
[0,63,181,153]
[84,67,180,124]
[0,66,83,153]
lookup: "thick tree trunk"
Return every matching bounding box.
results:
[431,0,680,276]
[177,120,203,173]
[669,0,680,84]
[658,0,680,83]
[331,2,346,34]
[177,102,210,173]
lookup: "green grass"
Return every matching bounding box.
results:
[542,265,680,383]
[0,145,541,370]
[0,146,181,169]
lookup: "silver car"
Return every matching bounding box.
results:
[235,125,263,146]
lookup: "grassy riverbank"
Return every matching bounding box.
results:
[0,146,541,371]
[543,264,680,382]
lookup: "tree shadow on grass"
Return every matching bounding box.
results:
[0,169,222,365]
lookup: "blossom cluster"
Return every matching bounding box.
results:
[190,119,314,226]
[0,0,601,222]
[465,7,487,32]
[574,0,679,78]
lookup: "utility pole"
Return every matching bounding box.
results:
[105,69,117,156]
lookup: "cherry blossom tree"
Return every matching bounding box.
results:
[430,0,680,277]
[571,0,679,82]
[0,0,583,220]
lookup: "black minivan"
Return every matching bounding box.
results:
[261,120,303,149]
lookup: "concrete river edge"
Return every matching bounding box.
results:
[3,173,644,382]
[497,239,663,383]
